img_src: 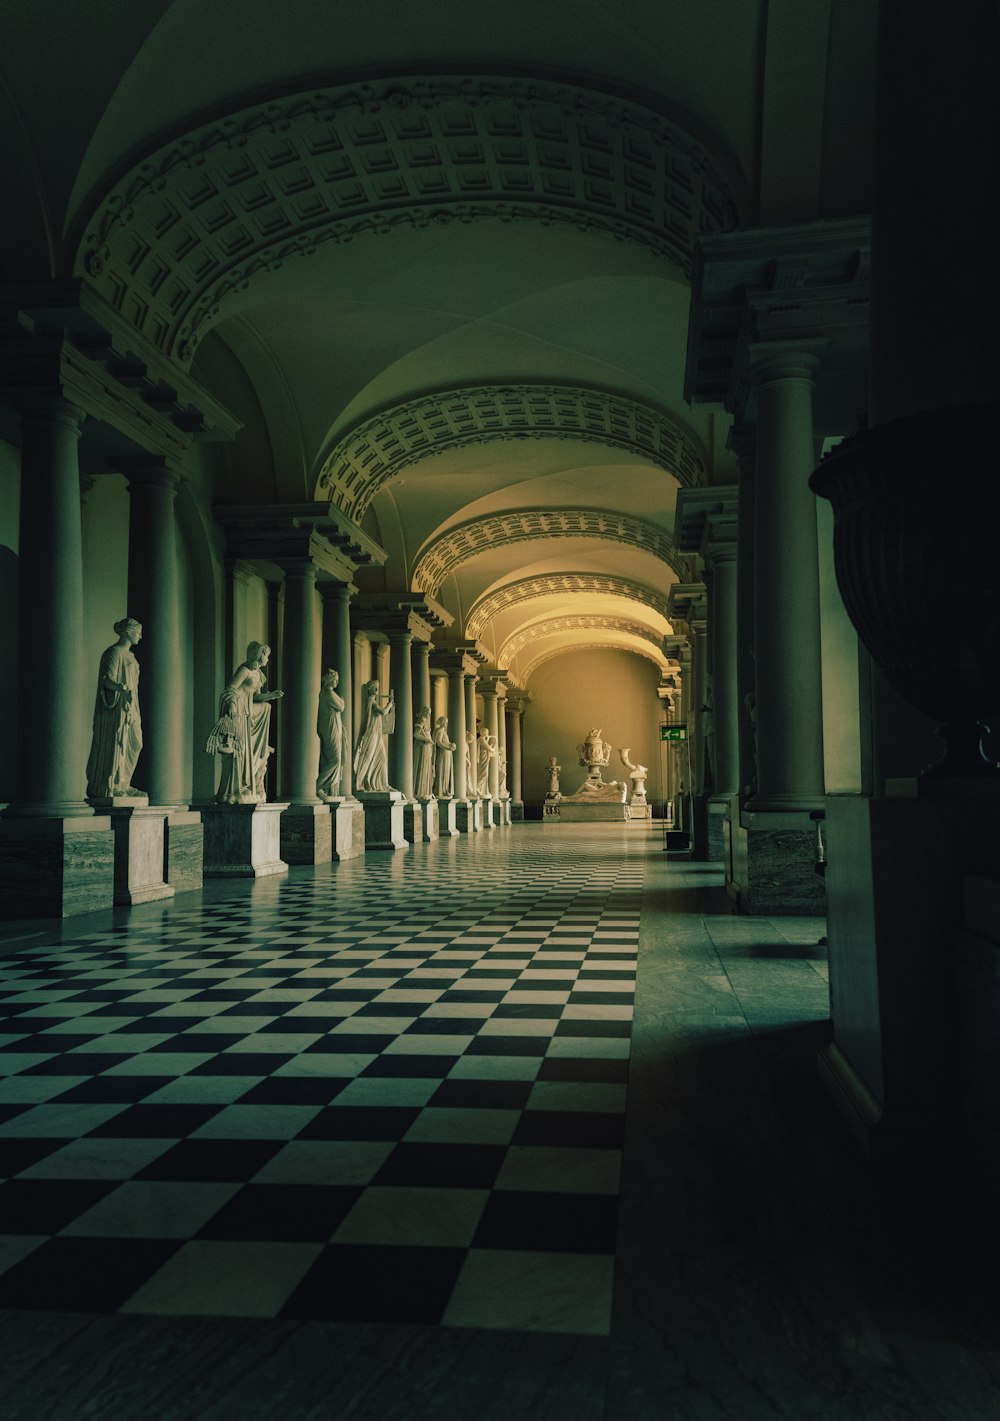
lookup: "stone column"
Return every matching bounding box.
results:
[352,634,369,754]
[448,666,469,803]
[125,461,186,807]
[730,426,758,802]
[482,686,500,798]
[279,564,320,806]
[320,584,354,800]
[706,546,739,799]
[0,398,117,916]
[413,640,432,719]
[387,628,414,801]
[465,669,480,829]
[748,349,825,811]
[508,705,523,804]
[125,459,201,895]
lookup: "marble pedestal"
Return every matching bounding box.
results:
[417,798,439,841]
[455,799,481,833]
[107,804,174,906]
[481,797,497,829]
[707,798,729,860]
[200,802,290,878]
[510,800,525,823]
[326,798,366,860]
[732,808,826,915]
[543,797,561,820]
[627,801,652,821]
[402,800,425,844]
[437,798,459,836]
[691,792,711,859]
[0,815,115,918]
[498,798,512,826]
[559,801,627,823]
[357,791,407,851]
[165,810,203,895]
[281,804,333,866]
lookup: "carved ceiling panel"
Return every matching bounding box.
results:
[316,383,706,517]
[414,507,688,596]
[499,614,664,665]
[76,75,744,364]
[465,571,670,641]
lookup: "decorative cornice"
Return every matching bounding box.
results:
[499,615,664,665]
[673,485,738,564]
[465,570,671,641]
[74,74,744,363]
[521,641,664,682]
[413,507,687,597]
[214,501,386,581]
[316,383,708,517]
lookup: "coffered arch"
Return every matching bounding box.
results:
[520,640,667,684]
[315,382,708,519]
[413,508,688,598]
[465,572,671,642]
[72,73,746,365]
[499,614,665,667]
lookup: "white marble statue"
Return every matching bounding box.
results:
[354,679,395,792]
[316,668,346,800]
[619,747,648,805]
[499,755,509,798]
[564,765,626,802]
[577,727,612,769]
[413,705,435,798]
[544,756,561,797]
[433,715,456,798]
[207,641,283,804]
[86,617,145,801]
[466,732,477,796]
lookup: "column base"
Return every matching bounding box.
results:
[482,797,497,829]
[455,799,481,833]
[199,802,290,878]
[280,803,333,866]
[510,800,525,823]
[707,797,729,860]
[109,806,175,906]
[326,798,366,860]
[437,798,459,836]
[417,797,439,841]
[402,800,425,844]
[497,797,512,826]
[164,809,203,895]
[733,808,827,915]
[356,791,408,851]
[0,815,115,918]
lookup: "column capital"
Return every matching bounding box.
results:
[726,421,756,462]
[120,458,184,495]
[747,343,826,389]
[18,395,86,434]
[276,558,319,582]
[317,578,357,603]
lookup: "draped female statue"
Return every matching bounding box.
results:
[433,715,456,798]
[86,617,144,801]
[413,706,435,798]
[354,680,395,792]
[206,641,283,804]
[316,668,345,800]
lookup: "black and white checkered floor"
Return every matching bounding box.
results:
[0,828,642,1335]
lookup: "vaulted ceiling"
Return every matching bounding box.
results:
[0,0,875,684]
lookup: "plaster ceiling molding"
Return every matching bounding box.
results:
[465,571,671,641]
[518,637,666,683]
[413,507,689,598]
[500,614,665,664]
[73,74,746,365]
[315,383,708,518]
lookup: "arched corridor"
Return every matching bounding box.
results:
[3,828,997,1417]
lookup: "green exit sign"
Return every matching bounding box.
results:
[661,724,687,742]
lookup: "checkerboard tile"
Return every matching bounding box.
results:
[0,827,641,1335]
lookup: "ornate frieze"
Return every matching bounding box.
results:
[413,507,687,597]
[465,571,671,641]
[75,75,745,363]
[316,383,709,517]
[499,615,664,665]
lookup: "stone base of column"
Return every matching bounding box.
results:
[437,798,459,836]
[326,799,366,860]
[497,797,512,826]
[482,797,497,829]
[417,798,439,841]
[733,808,826,915]
[281,804,333,866]
[108,806,175,906]
[357,791,408,851]
[691,793,712,859]
[510,800,525,823]
[0,815,115,918]
[165,810,203,895]
[707,798,729,861]
[455,799,480,833]
[199,803,290,878]
[402,801,425,844]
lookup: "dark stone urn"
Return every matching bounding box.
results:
[810,403,1000,776]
